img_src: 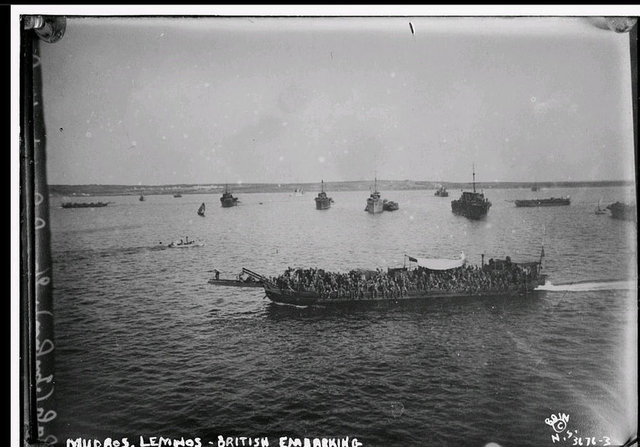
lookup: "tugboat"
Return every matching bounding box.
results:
[314,180,333,210]
[220,184,239,207]
[451,165,491,219]
[434,185,449,197]
[364,177,384,214]
[383,199,399,211]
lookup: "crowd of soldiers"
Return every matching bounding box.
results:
[270,258,541,300]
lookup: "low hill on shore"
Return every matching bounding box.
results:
[50,180,634,197]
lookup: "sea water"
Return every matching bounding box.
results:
[49,186,637,447]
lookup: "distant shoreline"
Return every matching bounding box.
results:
[49,180,635,197]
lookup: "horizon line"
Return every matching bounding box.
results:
[49,179,636,187]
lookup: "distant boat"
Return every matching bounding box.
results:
[293,187,304,196]
[514,197,570,207]
[173,193,182,198]
[595,199,607,215]
[61,201,109,209]
[451,165,491,219]
[197,202,206,217]
[168,238,204,248]
[314,180,333,210]
[139,195,145,201]
[383,199,399,211]
[365,177,384,214]
[606,201,636,221]
[220,185,239,207]
[434,185,449,197]
[531,183,539,191]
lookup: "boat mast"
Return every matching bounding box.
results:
[321,179,324,193]
[539,224,546,267]
[472,163,476,193]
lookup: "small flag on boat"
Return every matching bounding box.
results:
[540,246,545,258]
[407,256,418,262]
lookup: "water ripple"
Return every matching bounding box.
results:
[49,188,637,446]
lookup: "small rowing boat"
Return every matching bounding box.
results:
[208,267,264,287]
[207,278,263,288]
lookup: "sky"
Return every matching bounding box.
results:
[28,11,638,185]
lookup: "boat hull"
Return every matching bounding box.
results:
[168,242,204,248]
[220,199,238,207]
[610,210,636,220]
[514,199,570,207]
[451,201,490,219]
[315,198,332,210]
[61,202,109,208]
[365,199,384,214]
[208,279,263,288]
[264,279,546,307]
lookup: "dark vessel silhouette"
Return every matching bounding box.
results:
[434,185,449,197]
[220,185,239,207]
[197,202,205,217]
[383,199,399,211]
[451,165,491,219]
[314,180,333,210]
[606,201,636,221]
[61,201,109,208]
[514,196,570,207]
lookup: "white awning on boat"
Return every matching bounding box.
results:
[407,252,467,270]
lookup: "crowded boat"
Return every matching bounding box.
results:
[263,252,546,304]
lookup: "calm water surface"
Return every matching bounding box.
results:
[50,187,637,447]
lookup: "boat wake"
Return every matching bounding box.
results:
[269,301,310,309]
[536,279,636,292]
